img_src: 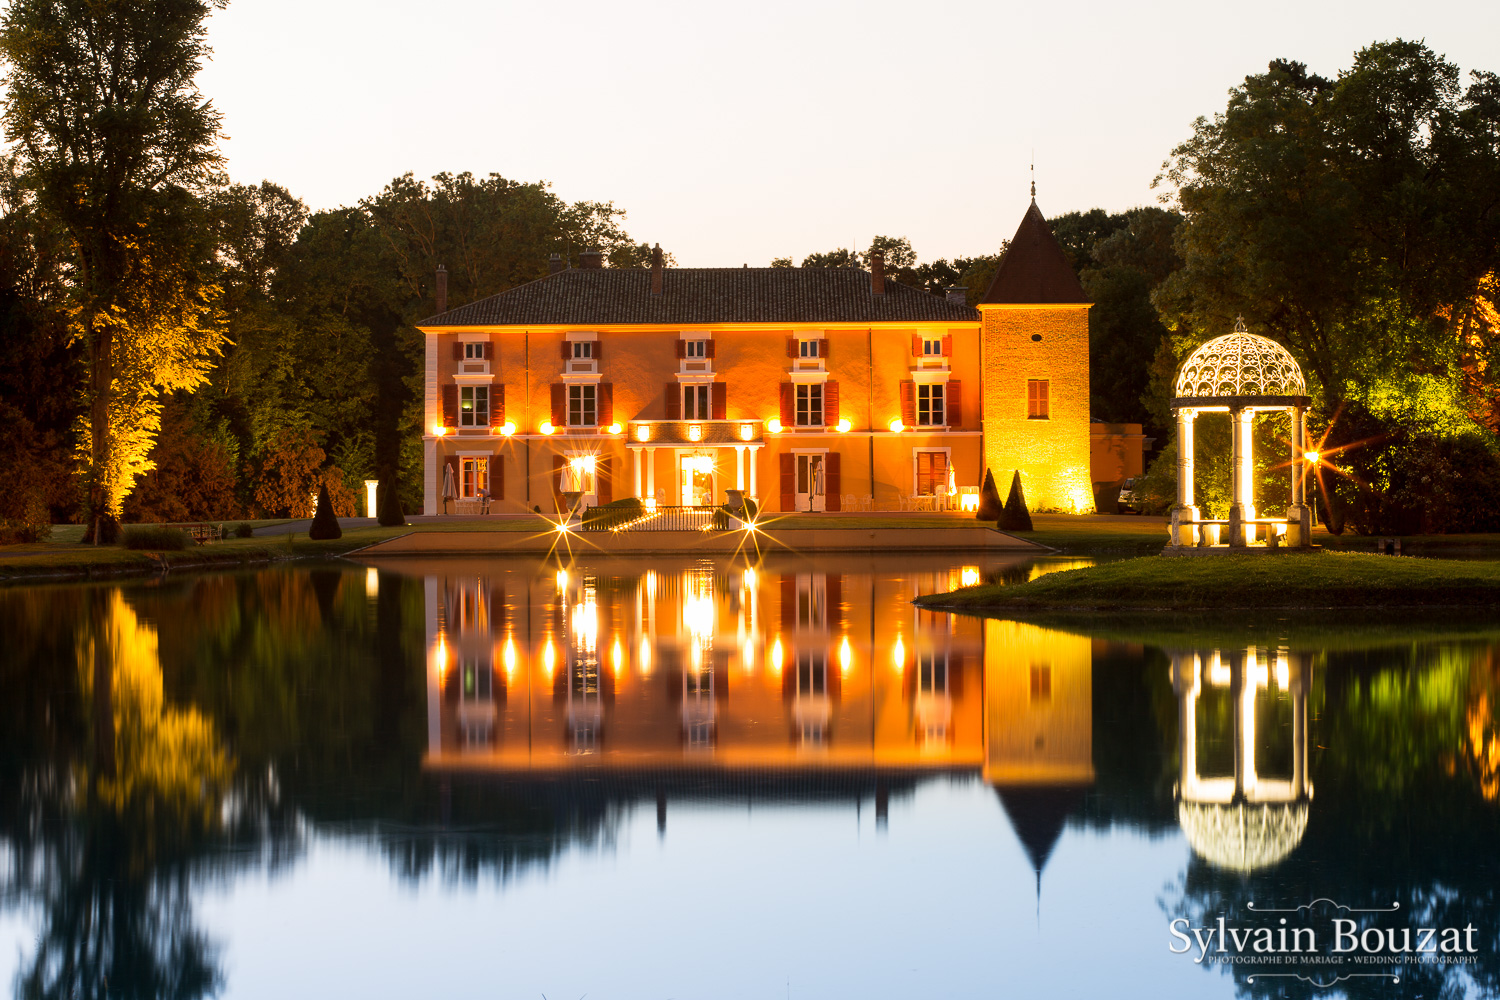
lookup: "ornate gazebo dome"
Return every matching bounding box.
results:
[1178,800,1309,871]
[1174,320,1307,400]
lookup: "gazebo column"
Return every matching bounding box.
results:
[1227,406,1247,547]
[1286,405,1312,547]
[1169,408,1200,547]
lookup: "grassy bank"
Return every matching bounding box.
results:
[914,551,1500,612]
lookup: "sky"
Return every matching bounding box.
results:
[197,0,1500,267]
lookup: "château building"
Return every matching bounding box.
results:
[416,199,1094,514]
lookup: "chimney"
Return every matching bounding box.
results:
[548,253,564,274]
[435,264,448,314]
[578,249,603,270]
[650,243,663,296]
[946,285,968,306]
[870,251,885,295]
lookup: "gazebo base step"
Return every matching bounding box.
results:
[1161,544,1324,557]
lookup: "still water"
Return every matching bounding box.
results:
[1,553,1497,999]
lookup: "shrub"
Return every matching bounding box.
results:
[976,469,1003,521]
[743,497,760,522]
[307,484,343,540]
[121,525,189,550]
[998,470,1034,531]
[582,497,646,530]
[232,522,254,538]
[377,480,405,526]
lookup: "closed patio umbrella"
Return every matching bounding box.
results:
[442,461,456,514]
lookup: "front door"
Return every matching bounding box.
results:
[796,454,825,512]
[680,454,715,507]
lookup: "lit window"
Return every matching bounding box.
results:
[459,386,489,426]
[916,384,945,425]
[464,342,484,359]
[922,339,943,356]
[1028,379,1050,420]
[461,457,489,498]
[795,384,823,426]
[683,384,710,420]
[798,340,820,359]
[568,384,597,426]
[685,340,707,358]
[918,652,948,694]
[915,451,949,497]
[572,341,594,359]
[562,459,597,495]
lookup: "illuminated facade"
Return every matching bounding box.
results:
[416,200,1092,514]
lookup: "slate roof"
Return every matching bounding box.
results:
[418,267,979,327]
[980,201,1090,305]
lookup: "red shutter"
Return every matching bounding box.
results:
[946,381,961,427]
[911,333,922,356]
[823,381,839,427]
[552,455,565,508]
[597,457,612,504]
[561,340,572,361]
[900,381,915,425]
[592,340,602,363]
[781,575,797,629]
[705,340,716,358]
[444,456,460,500]
[825,452,841,510]
[665,383,681,420]
[942,334,952,356]
[598,383,614,426]
[492,456,504,500]
[712,382,727,420]
[490,587,505,636]
[819,338,829,361]
[779,453,795,511]
[786,338,797,359]
[551,383,566,425]
[490,385,505,426]
[825,574,842,624]
[452,342,463,361]
[442,385,458,426]
[676,340,687,359]
[779,384,794,426]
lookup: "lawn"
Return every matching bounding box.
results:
[913,551,1500,611]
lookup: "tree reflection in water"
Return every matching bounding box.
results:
[1,563,1498,999]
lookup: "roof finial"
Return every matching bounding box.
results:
[1030,159,1036,201]
[1233,314,1247,333]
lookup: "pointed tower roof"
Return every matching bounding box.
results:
[980,201,1089,305]
[994,784,1087,875]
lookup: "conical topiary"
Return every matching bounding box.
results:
[976,468,1003,521]
[377,480,404,526]
[997,470,1033,532]
[308,483,343,540]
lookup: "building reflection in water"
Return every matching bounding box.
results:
[1171,646,1311,871]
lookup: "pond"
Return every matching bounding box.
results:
[1,553,1497,999]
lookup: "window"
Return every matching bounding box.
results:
[562,457,597,495]
[915,451,949,497]
[916,383,945,425]
[683,384,710,420]
[684,340,707,358]
[922,338,943,356]
[1028,379,1050,419]
[795,652,827,696]
[464,342,484,359]
[795,384,823,426]
[567,384,597,426]
[460,658,493,703]
[918,652,948,695]
[571,341,594,360]
[461,457,489,498]
[1030,665,1052,703]
[798,339,820,359]
[796,580,826,630]
[459,386,489,426]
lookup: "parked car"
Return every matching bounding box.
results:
[1116,478,1142,514]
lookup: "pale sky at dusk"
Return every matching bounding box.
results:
[199,0,1500,267]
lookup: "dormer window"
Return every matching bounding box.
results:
[572,342,594,360]
[922,338,942,356]
[685,340,707,359]
[464,342,485,360]
[799,340,820,359]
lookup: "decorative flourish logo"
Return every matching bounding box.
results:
[1168,898,1480,988]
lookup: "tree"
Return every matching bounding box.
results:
[976,468,1003,521]
[0,0,229,540]
[998,471,1033,531]
[307,484,342,540]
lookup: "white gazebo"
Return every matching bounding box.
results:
[1168,320,1314,550]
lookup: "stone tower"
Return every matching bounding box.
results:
[978,199,1094,512]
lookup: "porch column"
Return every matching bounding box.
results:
[1170,408,1200,547]
[645,447,656,502]
[633,448,642,498]
[1286,405,1312,547]
[1228,406,1246,547]
[749,446,759,497]
[1238,408,1257,522]
[735,445,746,490]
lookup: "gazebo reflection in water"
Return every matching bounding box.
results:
[1171,646,1312,871]
[398,556,1311,883]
